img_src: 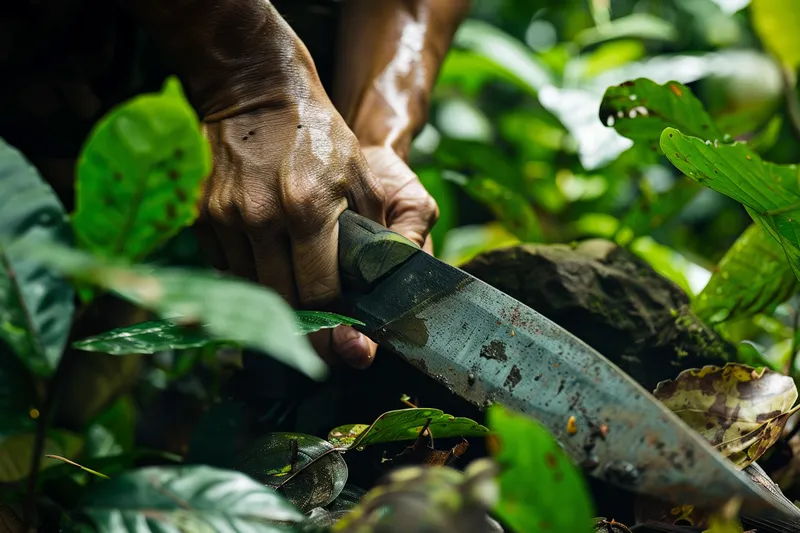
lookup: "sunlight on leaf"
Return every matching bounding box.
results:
[661,128,800,282]
[693,224,796,324]
[654,363,800,468]
[72,76,212,262]
[600,79,724,152]
[79,465,306,533]
[750,0,800,69]
[295,312,364,335]
[487,404,594,532]
[329,408,489,450]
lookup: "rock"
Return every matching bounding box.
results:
[460,240,732,390]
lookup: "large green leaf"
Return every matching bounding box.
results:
[234,432,348,513]
[78,465,306,533]
[600,79,724,151]
[654,363,800,469]
[13,241,327,380]
[693,224,796,324]
[74,312,363,355]
[72,76,212,262]
[487,404,594,533]
[328,408,489,450]
[0,138,74,377]
[750,0,800,69]
[661,128,800,280]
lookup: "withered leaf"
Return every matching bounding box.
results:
[654,363,800,469]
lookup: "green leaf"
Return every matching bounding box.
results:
[15,242,327,380]
[693,224,796,324]
[446,173,542,242]
[600,79,724,151]
[73,319,215,355]
[487,404,595,533]
[654,363,800,469]
[0,430,83,482]
[294,312,364,335]
[660,128,800,281]
[72,76,212,262]
[78,465,306,533]
[234,432,348,513]
[0,138,74,376]
[85,396,137,458]
[750,0,800,69]
[330,408,489,451]
[74,311,363,355]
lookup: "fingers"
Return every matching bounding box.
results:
[386,181,439,248]
[331,326,378,369]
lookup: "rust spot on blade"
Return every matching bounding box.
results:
[480,340,508,362]
[504,365,522,391]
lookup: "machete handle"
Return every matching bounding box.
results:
[338,209,421,294]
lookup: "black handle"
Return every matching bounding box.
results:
[338,209,420,294]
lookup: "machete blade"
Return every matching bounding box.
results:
[337,210,795,517]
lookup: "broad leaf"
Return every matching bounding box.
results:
[85,396,137,458]
[654,363,800,468]
[73,319,212,355]
[294,312,364,335]
[78,465,306,533]
[750,0,800,69]
[693,224,796,324]
[74,311,364,355]
[329,408,489,450]
[600,79,723,151]
[14,242,327,380]
[0,138,74,376]
[234,432,348,513]
[72,76,212,261]
[487,404,594,532]
[0,430,83,482]
[661,128,800,281]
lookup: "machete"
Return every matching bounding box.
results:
[336,209,797,518]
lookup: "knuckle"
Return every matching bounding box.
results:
[282,184,328,227]
[240,197,279,230]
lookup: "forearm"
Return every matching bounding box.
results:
[333,0,470,160]
[124,0,320,119]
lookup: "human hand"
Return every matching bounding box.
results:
[195,80,387,369]
[326,146,440,366]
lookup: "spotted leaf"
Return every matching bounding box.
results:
[72,76,212,261]
[654,363,800,469]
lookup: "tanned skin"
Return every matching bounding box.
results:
[118,0,470,367]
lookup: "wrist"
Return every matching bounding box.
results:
[127,0,325,119]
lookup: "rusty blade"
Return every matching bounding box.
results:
[336,211,790,517]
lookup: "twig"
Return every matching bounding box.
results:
[780,66,800,145]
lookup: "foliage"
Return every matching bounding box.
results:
[327,408,489,449]
[486,404,594,532]
[72,77,212,262]
[654,363,800,469]
[0,138,74,377]
[8,0,800,531]
[77,465,306,533]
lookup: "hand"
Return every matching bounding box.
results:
[195,86,387,369]
[327,146,440,367]
[362,146,439,253]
